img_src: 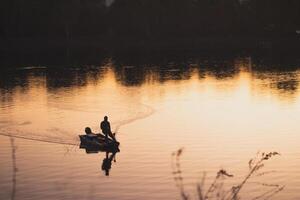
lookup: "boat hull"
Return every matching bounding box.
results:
[79,134,120,153]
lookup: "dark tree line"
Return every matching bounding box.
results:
[1,0,300,39]
[0,0,108,38]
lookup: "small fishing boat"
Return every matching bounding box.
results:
[79,134,120,152]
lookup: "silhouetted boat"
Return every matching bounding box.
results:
[79,134,120,152]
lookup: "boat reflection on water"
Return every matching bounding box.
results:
[102,151,118,176]
[79,139,120,176]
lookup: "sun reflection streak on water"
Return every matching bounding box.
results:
[0,58,300,199]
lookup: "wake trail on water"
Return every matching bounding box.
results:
[0,132,79,146]
[0,103,155,146]
[0,121,80,146]
[113,103,155,134]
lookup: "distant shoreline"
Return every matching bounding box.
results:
[1,36,300,67]
[2,36,300,50]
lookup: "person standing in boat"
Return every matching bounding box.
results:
[100,116,116,142]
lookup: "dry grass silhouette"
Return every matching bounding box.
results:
[172,149,284,200]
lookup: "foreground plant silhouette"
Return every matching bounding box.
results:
[172,149,284,200]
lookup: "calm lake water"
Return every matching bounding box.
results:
[1,56,300,200]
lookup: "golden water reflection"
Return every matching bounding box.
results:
[0,57,300,200]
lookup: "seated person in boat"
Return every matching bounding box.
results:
[85,127,97,138]
[84,127,111,146]
[100,116,116,142]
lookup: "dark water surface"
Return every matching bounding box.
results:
[1,56,300,200]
